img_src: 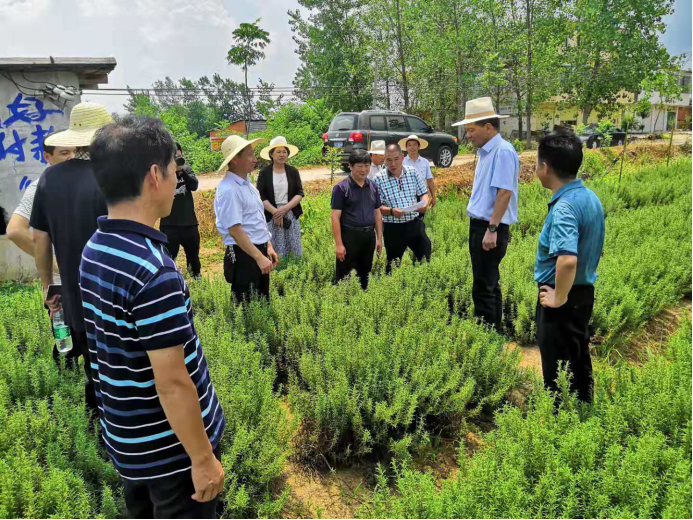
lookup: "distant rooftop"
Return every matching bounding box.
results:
[0,57,117,88]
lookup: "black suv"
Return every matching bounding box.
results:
[322,110,459,172]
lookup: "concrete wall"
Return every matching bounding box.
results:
[0,70,81,281]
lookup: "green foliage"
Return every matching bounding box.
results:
[0,156,690,518]
[128,99,223,173]
[361,319,692,519]
[251,100,336,169]
[0,279,291,518]
[289,1,374,111]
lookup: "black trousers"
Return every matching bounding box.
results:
[122,444,222,519]
[52,328,98,415]
[536,284,595,403]
[468,219,510,332]
[161,225,201,277]
[382,219,431,273]
[336,225,376,290]
[223,243,270,302]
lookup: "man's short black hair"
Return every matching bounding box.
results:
[175,142,182,153]
[43,132,56,155]
[473,117,500,130]
[348,148,371,166]
[91,115,176,205]
[538,132,584,180]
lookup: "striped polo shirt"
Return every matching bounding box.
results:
[79,217,225,481]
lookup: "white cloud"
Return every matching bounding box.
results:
[0,0,49,20]
[0,0,302,113]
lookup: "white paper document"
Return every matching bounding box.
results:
[400,200,426,212]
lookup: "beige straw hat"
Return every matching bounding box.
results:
[398,134,429,150]
[452,97,510,127]
[259,136,299,161]
[217,135,263,174]
[368,140,386,155]
[44,102,112,147]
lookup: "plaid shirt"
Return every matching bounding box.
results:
[374,165,428,223]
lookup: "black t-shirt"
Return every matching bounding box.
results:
[30,159,108,332]
[160,165,199,227]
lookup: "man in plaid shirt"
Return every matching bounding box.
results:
[373,144,431,273]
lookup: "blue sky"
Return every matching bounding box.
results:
[0,0,689,113]
[662,0,692,64]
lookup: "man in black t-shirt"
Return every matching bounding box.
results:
[159,142,201,277]
[30,102,112,415]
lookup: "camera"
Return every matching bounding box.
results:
[175,156,186,166]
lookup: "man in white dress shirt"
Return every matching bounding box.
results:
[214,135,279,302]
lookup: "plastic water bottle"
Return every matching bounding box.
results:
[52,309,73,354]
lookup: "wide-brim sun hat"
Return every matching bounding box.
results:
[260,136,299,161]
[368,140,386,155]
[44,102,112,147]
[452,97,510,127]
[217,135,264,174]
[398,134,429,150]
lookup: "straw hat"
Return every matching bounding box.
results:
[44,102,112,147]
[452,97,509,127]
[260,136,299,161]
[368,140,386,155]
[398,134,429,150]
[217,135,263,174]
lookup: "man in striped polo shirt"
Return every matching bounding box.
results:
[82,116,225,518]
[374,143,431,273]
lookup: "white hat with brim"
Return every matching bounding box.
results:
[44,102,112,147]
[260,135,299,161]
[398,134,429,150]
[452,97,510,127]
[368,140,386,154]
[217,135,264,174]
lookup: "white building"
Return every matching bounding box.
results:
[496,70,692,138]
[0,57,116,281]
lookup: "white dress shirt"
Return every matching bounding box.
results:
[214,172,271,246]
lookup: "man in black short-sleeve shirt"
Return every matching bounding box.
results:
[331,149,383,290]
[30,102,111,414]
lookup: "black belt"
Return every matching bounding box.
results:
[470,218,509,230]
[342,224,374,233]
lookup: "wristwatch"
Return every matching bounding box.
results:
[488,224,498,233]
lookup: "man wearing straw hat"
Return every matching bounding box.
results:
[452,97,519,332]
[214,135,279,302]
[30,102,112,414]
[400,134,436,208]
[368,140,386,180]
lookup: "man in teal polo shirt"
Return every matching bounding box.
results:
[534,132,605,403]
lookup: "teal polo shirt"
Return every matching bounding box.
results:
[534,179,605,286]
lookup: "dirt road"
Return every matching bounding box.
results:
[197,133,691,193]
[197,154,479,192]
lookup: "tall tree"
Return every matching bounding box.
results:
[227,19,271,135]
[289,0,373,111]
[255,79,285,120]
[561,0,675,124]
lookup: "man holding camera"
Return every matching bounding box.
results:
[160,142,201,277]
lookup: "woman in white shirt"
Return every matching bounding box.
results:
[257,136,305,258]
